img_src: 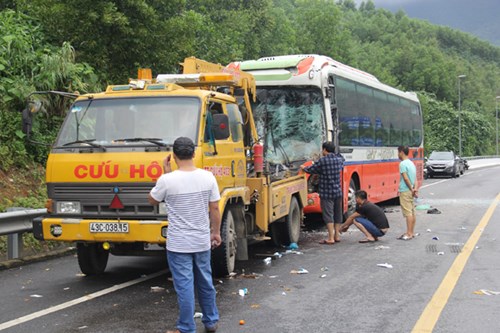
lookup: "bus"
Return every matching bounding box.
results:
[227,55,424,216]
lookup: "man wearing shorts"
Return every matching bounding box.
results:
[301,142,344,244]
[397,145,418,240]
[340,190,389,243]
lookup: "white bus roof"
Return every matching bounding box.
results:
[234,54,419,103]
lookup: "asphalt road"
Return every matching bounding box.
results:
[1,163,500,333]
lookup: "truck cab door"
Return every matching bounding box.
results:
[202,101,246,190]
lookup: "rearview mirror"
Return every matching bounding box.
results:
[212,114,230,140]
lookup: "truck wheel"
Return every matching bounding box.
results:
[77,243,109,275]
[212,209,236,277]
[283,196,301,245]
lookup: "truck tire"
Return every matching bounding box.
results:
[270,196,302,246]
[77,243,109,276]
[211,209,236,277]
[283,196,301,245]
[346,178,358,218]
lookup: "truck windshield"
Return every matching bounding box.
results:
[55,97,200,147]
[250,87,325,165]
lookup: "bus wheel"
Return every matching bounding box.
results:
[212,209,237,277]
[77,243,109,275]
[346,178,358,218]
[284,196,301,245]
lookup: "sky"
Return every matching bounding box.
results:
[353,0,500,46]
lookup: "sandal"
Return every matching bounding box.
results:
[319,239,336,245]
[358,239,376,243]
[397,234,413,240]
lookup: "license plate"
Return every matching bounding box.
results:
[89,222,129,233]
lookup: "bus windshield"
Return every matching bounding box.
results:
[55,97,200,147]
[250,87,325,165]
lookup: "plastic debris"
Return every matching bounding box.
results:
[269,275,278,279]
[30,294,43,298]
[459,226,467,230]
[437,252,445,255]
[416,204,431,210]
[238,288,248,296]
[63,287,70,291]
[320,266,329,271]
[251,304,261,309]
[239,320,245,325]
[263,257,272,265]
[432,236,440,241]
[228,272,237,278]
[288,242,299,250]
[290,268,309,274]
[194,312,203,319]
[426,229,432,233]
[377,263,393,269]
[320,274,327,278]
[78,326,88,330]
[281,292,287,296]
[374,245,390,250]
[473,289,500,296]
[273,252,283,258]
[150,286,165,293]
[285,250,304,255]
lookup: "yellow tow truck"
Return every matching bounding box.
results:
[25,57,307,276]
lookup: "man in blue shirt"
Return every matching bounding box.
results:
[301,142,344,244]
[397,145,418,240]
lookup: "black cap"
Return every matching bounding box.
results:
[173,137,195,158]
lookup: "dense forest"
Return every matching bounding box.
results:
[1,0,500,175]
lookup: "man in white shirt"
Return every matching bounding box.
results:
[148,137,221,333]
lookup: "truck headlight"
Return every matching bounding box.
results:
[56,201,81,214]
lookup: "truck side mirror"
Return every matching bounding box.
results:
[212,114,230,140]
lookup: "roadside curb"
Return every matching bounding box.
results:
[0,246,76,271]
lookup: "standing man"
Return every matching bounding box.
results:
[397,145,418,240]
[340,190,389,243]
[301,141,344,244]
[148,137,221,333]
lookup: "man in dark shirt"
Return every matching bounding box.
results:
[301,142,344,244]
[340,190,389,243]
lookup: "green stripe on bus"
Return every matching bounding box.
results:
[253,73,293,81]
[240,57,305,70]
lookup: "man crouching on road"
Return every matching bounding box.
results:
[340,190,389,243]
[148,137,221,333]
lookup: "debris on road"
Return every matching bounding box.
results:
[437,252,445,255]
[427,208,441,214]
[250,304,260,309]
[263,257,272,265]
[432,236,440,240]
[150,286,165,293]
[239,320,246,325]
[426,229,432,233]
[290,268,309,274]
[194,312,203,319]
[320,266,329,271]
[29,294,43,298]
[288,242,299,250]
[377,263,393,269]
[416,204,431,210]
[238,288,249,296]
[374,245,390,250]
[320,274,327,278]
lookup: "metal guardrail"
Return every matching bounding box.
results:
[0,208,46,260]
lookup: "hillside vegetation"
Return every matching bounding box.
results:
[1,0,499,210]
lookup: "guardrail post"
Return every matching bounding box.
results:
[5,207,27,260]
[7,233,23,260]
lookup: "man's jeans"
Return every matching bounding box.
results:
[167,250,219,333]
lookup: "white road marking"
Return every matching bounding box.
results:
[0,269,167,331]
